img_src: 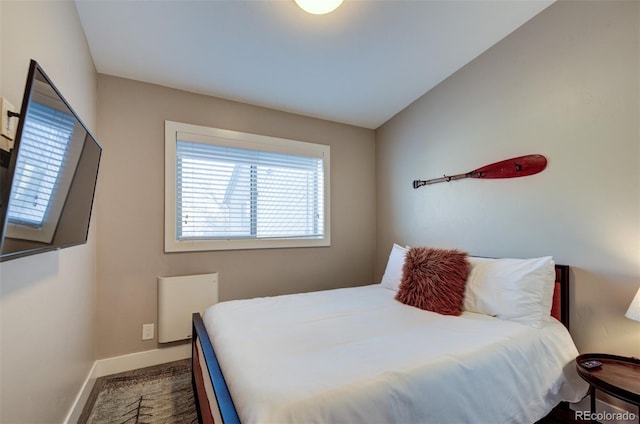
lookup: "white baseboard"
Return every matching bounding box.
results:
[570,396,638,424]
[64,344,191,424]
[63,361,98,424]
[92,343,191,378]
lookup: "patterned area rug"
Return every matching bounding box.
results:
[79,359,198,424]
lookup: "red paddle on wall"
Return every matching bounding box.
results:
[413,154,547,189]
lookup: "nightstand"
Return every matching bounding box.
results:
[575,353,640,423]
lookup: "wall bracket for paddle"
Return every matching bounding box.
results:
[413,154,547,189]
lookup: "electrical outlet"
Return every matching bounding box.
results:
[142,323,154,340]
[1,97,18,142]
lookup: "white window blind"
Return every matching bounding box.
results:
[176,140,324,240]
[165,120,330,252]
[7,102,75,228]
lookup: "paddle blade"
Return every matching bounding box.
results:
[471,154,547,179]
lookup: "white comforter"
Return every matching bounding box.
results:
[203,284,587,424]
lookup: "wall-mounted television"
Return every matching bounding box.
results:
[0,60,102,262]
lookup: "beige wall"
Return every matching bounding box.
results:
[95,75,376,358]
[377,0,639,358]
[0,1,98,423]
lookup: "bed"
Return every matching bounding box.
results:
[191,252,588,424]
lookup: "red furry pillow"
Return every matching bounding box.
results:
[395,247,470,316]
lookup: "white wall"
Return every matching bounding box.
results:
[0,1,98,422]
[376,0,639,357]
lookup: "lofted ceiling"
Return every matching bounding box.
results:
[75,0,553,129]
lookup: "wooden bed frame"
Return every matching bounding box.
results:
[191,264,571,424]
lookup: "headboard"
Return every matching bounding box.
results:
[551,264,570,329]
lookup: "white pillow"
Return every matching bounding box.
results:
[380,243,409,291]
[463,256,555,328]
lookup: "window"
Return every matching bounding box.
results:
[165,121,330,252]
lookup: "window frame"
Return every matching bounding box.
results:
[164,120,331,252]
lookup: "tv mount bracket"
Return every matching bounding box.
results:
[1,110,20,167]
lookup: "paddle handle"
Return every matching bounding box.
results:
[413,172,471,189]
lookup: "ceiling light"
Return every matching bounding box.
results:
[294,0,344,15]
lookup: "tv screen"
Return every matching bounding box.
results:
[0,60,102,262]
